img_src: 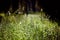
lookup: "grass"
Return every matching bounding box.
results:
[0,12,60,40]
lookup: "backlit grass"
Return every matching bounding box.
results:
[0,12,60,40]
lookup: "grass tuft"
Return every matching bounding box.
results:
[0,12,60,40]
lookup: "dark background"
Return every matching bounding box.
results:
[0,0,60,25]
[0,0,18,12]
[39,0,60,25]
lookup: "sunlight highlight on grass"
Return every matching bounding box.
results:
[0,12,59,40]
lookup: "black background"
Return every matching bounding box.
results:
[0,0,60,25]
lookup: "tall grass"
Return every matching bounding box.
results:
[0,12,60,40]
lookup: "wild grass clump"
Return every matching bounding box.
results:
[0,12,59,40]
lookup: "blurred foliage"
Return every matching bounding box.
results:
[0,12,60,40]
